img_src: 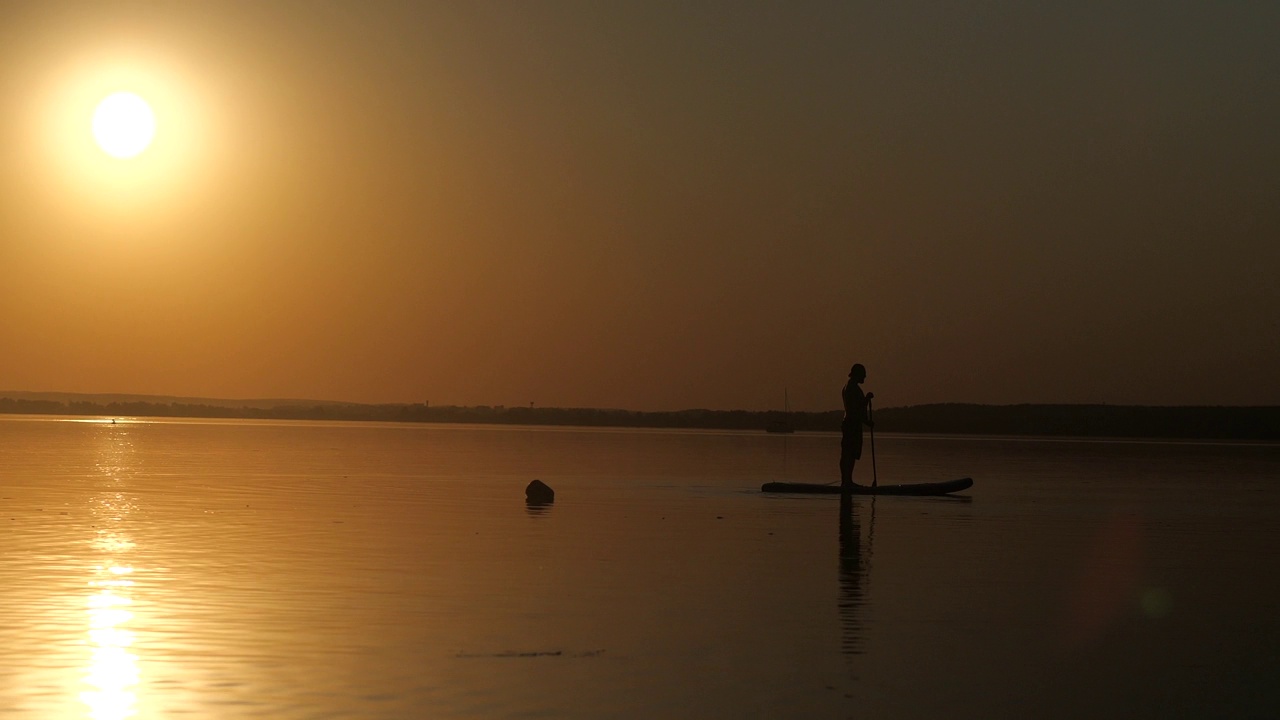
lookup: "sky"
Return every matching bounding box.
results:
[1,1,1277,411]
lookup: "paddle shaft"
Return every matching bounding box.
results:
[868,396,877,488]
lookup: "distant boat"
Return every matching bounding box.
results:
[766,388,795,434]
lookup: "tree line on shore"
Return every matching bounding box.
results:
[1,397,1276,440]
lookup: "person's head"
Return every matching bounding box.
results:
[849,363,866,383]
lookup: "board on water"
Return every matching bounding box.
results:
[760,477,973,496]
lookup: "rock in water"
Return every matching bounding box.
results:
[525,479,555,504]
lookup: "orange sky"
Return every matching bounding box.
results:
[1,2,1277,411]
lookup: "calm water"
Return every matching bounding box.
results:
[1,415,1277,719]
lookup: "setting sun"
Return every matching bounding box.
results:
[92,92,155,158]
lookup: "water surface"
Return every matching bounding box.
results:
[1,415,1277,718]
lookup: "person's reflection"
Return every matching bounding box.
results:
[838,494,872,657]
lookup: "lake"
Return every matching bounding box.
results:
[0,414,1277,719]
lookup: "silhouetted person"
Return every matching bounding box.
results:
[840,363,873,488]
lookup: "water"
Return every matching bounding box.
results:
[1,415,1277,719]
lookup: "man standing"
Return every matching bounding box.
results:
[841,364,873,488]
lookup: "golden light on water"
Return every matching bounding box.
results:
[92,92,156,159]
[82,427,141,720]
[82,573,138,720]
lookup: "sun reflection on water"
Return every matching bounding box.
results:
[82,568,138,719]
[82,425,141,720]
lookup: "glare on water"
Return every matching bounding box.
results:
[84,427,140,720]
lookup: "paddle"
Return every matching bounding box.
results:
[867,393,877,488]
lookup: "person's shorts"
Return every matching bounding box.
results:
[840,423,863,460]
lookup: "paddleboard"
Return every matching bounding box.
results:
[760,478,972,496]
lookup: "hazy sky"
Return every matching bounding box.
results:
[1,1,1277,411]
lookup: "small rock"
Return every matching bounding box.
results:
[525,479,555,504]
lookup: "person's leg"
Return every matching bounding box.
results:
[840,436,855,487]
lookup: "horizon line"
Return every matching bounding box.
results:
[3,390,1277,414]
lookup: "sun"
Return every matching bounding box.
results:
[92,92,156,159]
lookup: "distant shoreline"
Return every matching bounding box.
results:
[2,394,1277,441]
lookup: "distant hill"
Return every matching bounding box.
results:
[872,403,1280,441]
[0,393,1276,440]
[0,391,353,410]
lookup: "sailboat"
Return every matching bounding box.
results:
[765,388,795,433]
